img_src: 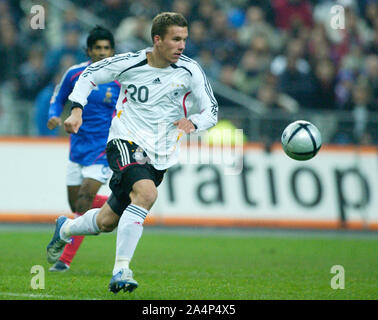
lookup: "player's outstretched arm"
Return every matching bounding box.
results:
[47,66,75,130]
[64,106,83,134]
[68,54,129,108]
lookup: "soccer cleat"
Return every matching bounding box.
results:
[108,269,138,294]
[46,216,71,264]
[49,260,70,272]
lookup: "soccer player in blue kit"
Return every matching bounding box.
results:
[47,26,120,272]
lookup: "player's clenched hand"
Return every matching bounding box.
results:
[47,116,62,130]
[64,108,83,134]
[173,118,195,134]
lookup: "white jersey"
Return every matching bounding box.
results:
[69,48,218,170]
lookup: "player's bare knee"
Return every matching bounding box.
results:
[144,189,158,206]
[97,216,116,232]
[131,188,157,210]
[96,205,119,232]
[99,221,115,232]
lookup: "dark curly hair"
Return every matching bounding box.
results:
[86,25,114,50]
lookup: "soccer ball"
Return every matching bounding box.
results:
[281,120,322,161]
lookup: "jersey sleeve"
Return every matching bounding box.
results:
[48,68,75,119]
[187,63,218,132]
[68,54,130,107]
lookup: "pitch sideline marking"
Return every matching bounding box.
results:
[0,291,99,300]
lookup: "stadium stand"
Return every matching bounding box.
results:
[0,0,376,144]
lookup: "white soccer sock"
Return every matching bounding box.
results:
[61,208,100,240]
[112,204,148,275]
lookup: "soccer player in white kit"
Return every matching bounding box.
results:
[46,12,218,293]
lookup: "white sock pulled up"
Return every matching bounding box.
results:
[112,204,148,275]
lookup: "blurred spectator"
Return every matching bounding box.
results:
[271,38,310,76]
[243,0,276,25]
[0,0,23,22]
[333,82,376,144]
[234,49,268,96]
[127,0,161,18]
[313,59,337,109]
[17,46,50,100]
[307,23,335,67]
[45,25,86,76]
[278,53,316,108]
[363,0,377,28]
[91,0,129,28]
[195,49,222,79]
[238,6,283,53]
[271,0,313,32]
[16,45,50,135]
[171,0,193,19]
[335,70,355,109]
[219,64,238,90]
[207,9,243,65]
[215,64,241,110]
[365,26,378,55]
[185,20,208,58]
[256,83,299,113]
[0,18,24,84]
[348,82,375,111]
[350,83,375,144]
[249,34,273,66]
[360,55,378,107]
[239,34,274,93]
[255,82,299,145]
[340,44,365,74]
[192,0,217,28]
[115,16,151,52]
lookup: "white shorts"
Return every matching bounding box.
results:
[66,160,112,186]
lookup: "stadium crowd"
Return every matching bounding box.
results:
[0,0,376,144]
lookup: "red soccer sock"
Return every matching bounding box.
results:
[91,194,109,208]
[59,195,108,266]
[59,234,85,266]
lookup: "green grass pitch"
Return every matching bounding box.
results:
[0,226,376,300]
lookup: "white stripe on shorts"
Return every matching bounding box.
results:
[114,139,130,166]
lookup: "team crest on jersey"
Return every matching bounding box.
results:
[103,88,112,103]
[168,83,186,102]
[133,147,150,164]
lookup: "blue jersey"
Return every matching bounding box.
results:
[49,61,120,166]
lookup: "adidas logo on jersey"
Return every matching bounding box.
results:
[152,77,161,84]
